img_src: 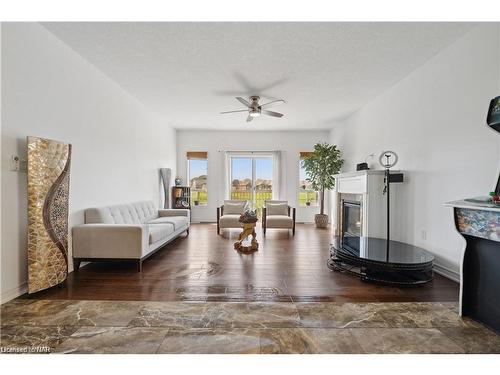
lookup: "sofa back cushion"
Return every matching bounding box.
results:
[85,201,158,224]
[223,200,247,215]
[265,201,288,216]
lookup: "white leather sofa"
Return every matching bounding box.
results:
[72,201,190,271]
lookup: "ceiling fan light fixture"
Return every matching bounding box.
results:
[221,95,284,121]
[249,109,261,118]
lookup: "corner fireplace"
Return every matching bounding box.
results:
[329,170,434,286]
[341,200,362,253]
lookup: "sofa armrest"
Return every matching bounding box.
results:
[158,209,190,220]
[72,224,148,259]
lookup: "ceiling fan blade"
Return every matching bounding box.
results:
[221,109,249,114]
[261,110,284,118]
[246,115,253,122]
[259,99,285,109]
[236,97,251,107]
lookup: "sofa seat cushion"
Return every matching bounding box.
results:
[266,215,293,228]
[148,216,189,230]
[148,224,174,244]
[219,214,242,228]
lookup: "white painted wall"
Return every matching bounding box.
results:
[329,24,500,279]
[176,130,330,223]
[1,23,177,303]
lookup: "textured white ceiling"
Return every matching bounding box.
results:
[42,22,475,130]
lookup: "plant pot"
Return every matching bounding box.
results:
[314,214,329,228]
[194,200,199,206]
[306,201,311,206]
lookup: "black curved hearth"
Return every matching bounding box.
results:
[327,237,435,286]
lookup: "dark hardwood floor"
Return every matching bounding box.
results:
[30,223,459,302]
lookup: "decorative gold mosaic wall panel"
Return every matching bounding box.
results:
[27,136,72,294]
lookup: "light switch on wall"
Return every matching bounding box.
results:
[10,155,27,172]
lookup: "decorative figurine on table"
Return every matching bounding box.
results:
[234,208,259,253]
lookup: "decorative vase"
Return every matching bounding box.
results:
[315,214,329,228]
[174,187,182,198]
[160,168,171,209]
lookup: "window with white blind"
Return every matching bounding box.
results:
[299,152,319,207]
[187,152,208,206]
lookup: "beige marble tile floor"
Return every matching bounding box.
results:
[1,299,499,354]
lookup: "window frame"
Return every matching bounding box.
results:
[187,154,209,208]
[298,155,319,208]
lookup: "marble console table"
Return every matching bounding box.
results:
[446,198,500,333]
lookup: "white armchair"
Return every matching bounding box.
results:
[216,200,248,234]
[263,200,296,235]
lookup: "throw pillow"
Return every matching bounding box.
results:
[266,202,288,216]
[224,201,246,215]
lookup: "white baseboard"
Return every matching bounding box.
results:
[1,282,27,305]
[433,263,460,283]
[0,264,73,305]
[0,262,75,305]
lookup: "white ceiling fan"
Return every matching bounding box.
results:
[221,96,285,122]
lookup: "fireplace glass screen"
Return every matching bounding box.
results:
[342,200,362,252]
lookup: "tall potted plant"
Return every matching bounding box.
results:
[302,142,343,228]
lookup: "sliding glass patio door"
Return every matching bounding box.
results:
[229,155,273,217]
